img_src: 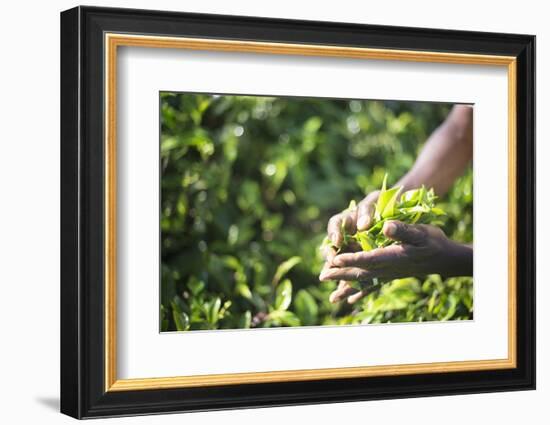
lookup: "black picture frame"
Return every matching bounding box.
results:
[61,5,535,419]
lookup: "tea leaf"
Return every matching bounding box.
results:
[272,256,301,286]
[268,310,301,327]
[171,301,190,331]
[275,279,293,311]
[381,186,402,218]
[238,311,252,329]
[355,231,375,251]
[322,175,446,265]
[207,298,222,325]
[294,290,318,326]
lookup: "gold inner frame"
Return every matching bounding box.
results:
[104,33,517,392]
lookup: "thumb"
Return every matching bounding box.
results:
[383,221,426,245]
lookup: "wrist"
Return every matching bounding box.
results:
[396,172,422,193]
[439,241,473,277]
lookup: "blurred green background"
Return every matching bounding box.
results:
[160,93,473,332]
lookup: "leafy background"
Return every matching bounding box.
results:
[160,93,473,332]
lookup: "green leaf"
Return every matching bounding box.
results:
[354,231,375,251]
[187,277,205,295]
[380,173,388,193]
[236,282,252,299]
[427,292,437,314]
[375,174,403,219]
[161,93,470,331]
[161,137,180,154]
[171,296,187,314]
[442,294,458,320]
[206,298,222,325]
[219,300,232,319]
[274,279,292,311]
[344,199,357,212]
[222,255,242,271]
[366,220,384,236]
[272,256,301,285]
[400,188,421,206]
[319,235,333,251]
[171,301,190,331]
[381,187,402,218]
[373,294,409,311]
[268,310,301,327]
[303,116,323,134]
[238,311,252,329]
[294,290,318,326]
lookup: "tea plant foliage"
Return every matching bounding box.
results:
[160,93,473,331]
[322,174,445,254]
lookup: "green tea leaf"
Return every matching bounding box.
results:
[274,279,293,311]
[375,174,388,220]
[236,282,252,299]
[238,311,252,329]
[322,174,446,280]
[381,186,402,218]
[294,290,318,326]
[355,231,375,251]
[272,256,301,285]
[345,199,357,212]
[187,277,205,296]
[319,235,332,250]
[428,292,437,314]
[207,298,222,325]
[171,305,190,331]
[268,310,301,327]
[380,173,388,193]
[400,188,421,206]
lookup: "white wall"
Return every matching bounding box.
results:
[0,0,545,423]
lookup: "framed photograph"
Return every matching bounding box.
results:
[60,6,535,419]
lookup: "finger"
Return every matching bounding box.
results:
[319,261,333,281]
[344,240,362,253]
[356,191,379,231]
[327,212,357,248]
[320,267,374,282]
[321,245,337,263]
[383,220,426,245]
[329,281,357,303]
[327,214,344,247]
[332,246,402,269]
[342,212,357,235]
[347,288,368,304]
[356,202,374,231]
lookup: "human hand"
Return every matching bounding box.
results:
[324,191,380,259]
[322,191,380,304]
[320,220,473,304]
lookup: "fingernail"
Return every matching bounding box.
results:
[347,292,363,304]
[357,216,369,230]
[384,222,396,236]
[319,270,331,281]
[332,256,343,267]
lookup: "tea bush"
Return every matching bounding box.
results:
[160,93,473,331]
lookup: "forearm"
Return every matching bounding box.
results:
[397,105,473,196]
